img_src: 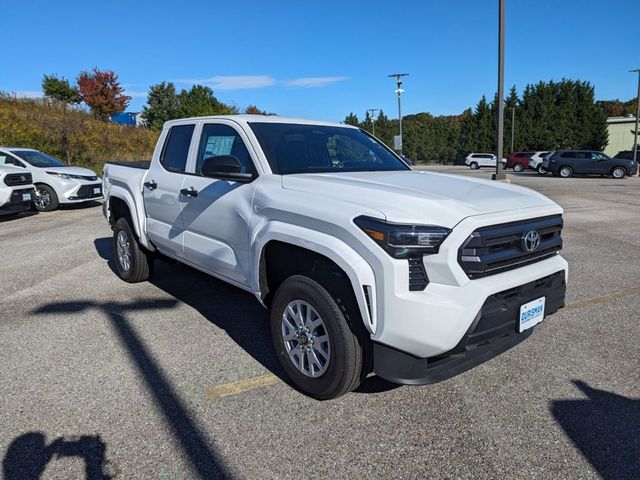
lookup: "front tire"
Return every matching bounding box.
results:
[469,162,479,170]
[112,218,153,282]
[513,163,524,173]
[559,166,573,178]
[537,165,547,175]
[611,167,626,179]
[34,184,59,212]
[270,274,368,400]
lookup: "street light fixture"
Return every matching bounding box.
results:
[388,73,409,155]
[367,108,381,136]
[493,0,507,180]
[630,68,640,173]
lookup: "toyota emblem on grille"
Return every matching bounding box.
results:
[522,230,541,252]
[20,175,26,182]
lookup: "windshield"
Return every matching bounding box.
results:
[11,150,66,168]
[248,123,410,174]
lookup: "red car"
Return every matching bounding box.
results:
[506,152,534,172]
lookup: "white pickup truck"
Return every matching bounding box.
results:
[0,164,35,216]
[103,115,568,399]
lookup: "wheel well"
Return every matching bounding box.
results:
[611,165,627,174]
[259,241,352,307]
[108,197,131,227]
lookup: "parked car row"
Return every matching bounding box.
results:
[0,147,103,216]
[467,150,638,179]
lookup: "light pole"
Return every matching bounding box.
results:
[388,73,409,155]
[630,68,640,173]
[510,107,515,153]
[367,108,381,136]
[493,0,506,180]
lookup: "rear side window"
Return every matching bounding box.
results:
[561,151,577,158]
[196,124,257,175]
[161,124,195,173]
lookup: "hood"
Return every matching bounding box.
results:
[281,170,559,228]
[43,166,98,177]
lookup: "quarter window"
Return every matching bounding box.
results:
[160,124,195,173]
[196,124,257,175]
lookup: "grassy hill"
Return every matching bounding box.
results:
[0,94,159,172]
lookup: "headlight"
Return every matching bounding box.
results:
[46,171,73,179]
[354,216,451,258]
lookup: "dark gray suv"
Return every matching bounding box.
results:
[547,150,638,178]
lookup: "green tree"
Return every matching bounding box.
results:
[42,74,79,104]
[141,82,180,131]
[177,85,235,118]
[343,112,359,126]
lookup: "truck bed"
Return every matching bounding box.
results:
[105,160,151,170]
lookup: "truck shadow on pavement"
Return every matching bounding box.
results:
[551,380,639,480]
[30,297,230,480]
[3,432,114,480]
[92,237,398,395]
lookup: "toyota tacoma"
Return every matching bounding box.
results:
[102,115,568,399]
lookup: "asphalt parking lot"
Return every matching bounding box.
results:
[1,166,638,479]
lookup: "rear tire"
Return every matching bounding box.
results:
[513,163,524,173]
[34,184,59,212]
[611,167,626,179]
[469,162,479,170]
[112,217,153,282]
[559,166,573,178]
[270,274,369,400]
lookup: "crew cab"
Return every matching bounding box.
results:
[103,115,568,399]
[0,163,35,217]
[0,147,103,211]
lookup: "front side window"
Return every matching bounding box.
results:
[591,152,607,161]
[160,124,195,173]
[196,124,256,175]
[249,123,409,174]
[11,150,65,168]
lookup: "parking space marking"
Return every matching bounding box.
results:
[564,286,638,312]
[207,373,280,399]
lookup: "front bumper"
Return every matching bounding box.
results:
[374,270,566,384]
[0,188,35,215]
[59,182,103,203]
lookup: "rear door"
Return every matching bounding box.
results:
[181,121,259,286]
[143,124,195,257]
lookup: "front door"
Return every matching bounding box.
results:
[181,122,259,286]
[143,124,195,257]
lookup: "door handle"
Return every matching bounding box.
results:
[180,187,198,197]
[144,180,157,190]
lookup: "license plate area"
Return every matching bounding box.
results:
[93,187,101,195]
[22,193,31,202]
[518,296,545,332]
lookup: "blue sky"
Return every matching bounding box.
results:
[1,0,638,122]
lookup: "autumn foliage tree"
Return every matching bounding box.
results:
[77,67,130,120]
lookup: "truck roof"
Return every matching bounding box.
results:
[163,114,358,129]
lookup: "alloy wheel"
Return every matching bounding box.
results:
[281,299,331,378]
[116,230,132,272]
[34,188,51,210]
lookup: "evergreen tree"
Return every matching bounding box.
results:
[141,82,180,131]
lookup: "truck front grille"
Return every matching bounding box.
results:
[458,215,563,279]
[4,172,33,186]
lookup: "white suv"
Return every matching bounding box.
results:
[0,148,103,211]
[0,164,35,216]
[528,151,551,175]
[465,153,506,169]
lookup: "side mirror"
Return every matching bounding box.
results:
[201,155,254,182]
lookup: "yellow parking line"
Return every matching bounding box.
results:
[205,286,638,400]
[563,286,638,311]
[207,373,280,399]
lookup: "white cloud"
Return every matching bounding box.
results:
[10,90,42,99]
[176,75,276,90]
[284,76,348,88]
[125,90,148,98]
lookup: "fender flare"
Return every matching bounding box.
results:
[105,182,153,250]
[253,221,378,334]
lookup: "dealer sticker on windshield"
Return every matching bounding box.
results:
[519,297,545,333]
